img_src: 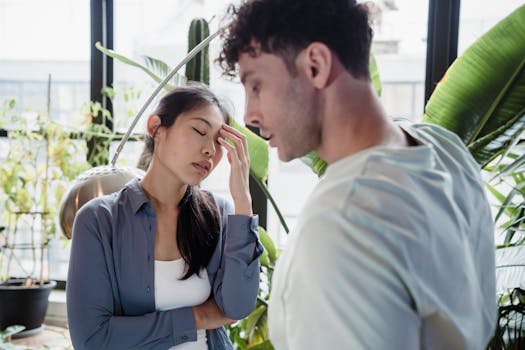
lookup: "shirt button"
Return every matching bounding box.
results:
[181,335,188,341]
[147,255,151,261]
[146,286,150,293]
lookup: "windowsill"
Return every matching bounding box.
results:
[46,289,67,328]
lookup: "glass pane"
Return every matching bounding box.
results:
[0,0,90,127]
[458,0,524,55]
[0,0,90,282]
[364,0,429,121]
[112,0,243,133]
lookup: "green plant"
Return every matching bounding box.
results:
[186,18,210,85]
[0,91,91,284]
[0,325,26,349]
[486,142,525,247]
[422,5,525,348]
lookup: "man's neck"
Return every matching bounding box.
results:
[316,75,409,165]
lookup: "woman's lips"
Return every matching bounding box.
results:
[192,162,210,176]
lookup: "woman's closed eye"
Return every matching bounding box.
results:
[192,127,206,136]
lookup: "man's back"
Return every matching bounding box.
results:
[269,122,497,349]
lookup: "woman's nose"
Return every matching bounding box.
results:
[203,140,215,158]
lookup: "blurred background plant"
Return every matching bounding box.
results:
[0,78,91,285]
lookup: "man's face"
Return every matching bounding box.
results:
[239,47,320,162]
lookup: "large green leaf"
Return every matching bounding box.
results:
[95,42,182,90]
[244,305,267,343]
[259,226,277,264]
[423,5,525,166]
[370,53,382,97]
[246,340,274,350]
[229,118,269,182]
[142,55,187,87]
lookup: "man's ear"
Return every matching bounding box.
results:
[301,42,332,89]
[146,115,162,138]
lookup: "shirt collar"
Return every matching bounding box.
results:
[124,178,152,214]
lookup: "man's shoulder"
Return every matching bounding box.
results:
[398,122,470,155]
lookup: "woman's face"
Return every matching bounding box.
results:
[154,103,225,186]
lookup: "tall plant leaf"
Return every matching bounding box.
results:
[142,55,171,79]
[95,42,183,90]
[370,53,382,97]
[423,5,525,166]
[143,55,187,87]
[244,305,267,343]
[229,118,269,182]
[495,246,525,294]
[259,226,277,264]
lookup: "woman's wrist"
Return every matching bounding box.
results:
[233,195,252,216]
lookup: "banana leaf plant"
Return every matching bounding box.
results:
[423,4,525,247]
[422,5,525,168]
[422,5,525,347]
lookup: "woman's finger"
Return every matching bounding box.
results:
[218,137,239,163]
[220,127,249,163]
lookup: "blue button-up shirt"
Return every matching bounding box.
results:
[67,179,262,350]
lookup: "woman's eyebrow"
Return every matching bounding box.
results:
[191,117,212,128]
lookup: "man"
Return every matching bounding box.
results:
[218,0,497,349]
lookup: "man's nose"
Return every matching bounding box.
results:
[244,99,261,127]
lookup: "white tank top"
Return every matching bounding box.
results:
[155,259,211,350]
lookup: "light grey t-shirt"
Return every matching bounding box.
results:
[268,122,497,349]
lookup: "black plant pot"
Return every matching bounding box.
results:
[0,278,57,335]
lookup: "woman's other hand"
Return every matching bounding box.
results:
[193,298,236,330]
[218,124,253,215]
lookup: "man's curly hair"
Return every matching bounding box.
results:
[217,0,373,79]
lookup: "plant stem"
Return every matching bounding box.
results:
[250,171,289,234]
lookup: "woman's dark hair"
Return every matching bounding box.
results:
[138,83,230,279]
[217,0,373,80]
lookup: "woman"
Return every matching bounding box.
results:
[67,84,262,350]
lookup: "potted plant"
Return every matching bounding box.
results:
[0,87,91,336]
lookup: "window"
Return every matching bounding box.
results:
[0,0,90,281]
[458,0,524,55]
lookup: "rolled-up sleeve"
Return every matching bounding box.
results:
[212,200,263,320]
[67,202,197,350]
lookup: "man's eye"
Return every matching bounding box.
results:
[252,84,259,94]
[192,127,205,136]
